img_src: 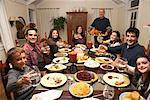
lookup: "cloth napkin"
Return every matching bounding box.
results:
[31,90,63,100]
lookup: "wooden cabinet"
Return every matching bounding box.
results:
[66,12,88,44]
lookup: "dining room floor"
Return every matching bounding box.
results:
[0,74,7,100]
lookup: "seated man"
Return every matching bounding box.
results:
[106,27,145,67]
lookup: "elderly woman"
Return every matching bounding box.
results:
[6,47,35,100]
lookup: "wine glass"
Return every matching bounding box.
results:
[103,85,115,100]
[116,57,128,72]
[27,66,41,87]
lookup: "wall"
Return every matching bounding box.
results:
[137,0,150,48]
[36,0,121,41]
[4,0,28,41]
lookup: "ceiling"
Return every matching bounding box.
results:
[23,0,127,5]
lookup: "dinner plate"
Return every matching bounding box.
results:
[84,59,100,68]
[74,70,98,83]
[95,57,113,64]
[100,64,114,71]
[40,73,67,88]
[58,48,71,52]
[69,82,93,98]
[75,44,87,50]
[54,52,68,57]
[81,97,100,100]
[103,72,130,87]
[53,57,69,64]
[45,64,67,71]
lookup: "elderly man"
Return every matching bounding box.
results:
[90,8,111,47]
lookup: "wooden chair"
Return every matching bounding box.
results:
[0,60,14,100]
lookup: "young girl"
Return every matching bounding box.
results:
[72,25,86,46]
[132,55,150,99]
[103,30,121,47]
[6,47,35,100]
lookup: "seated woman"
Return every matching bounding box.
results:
[72,25,86,46]
[102,30,121,47]
[48,29,65,54]
[6,47,35,100]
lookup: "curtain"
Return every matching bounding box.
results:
[0,0,15,52]
[36,8,59,37]
[91,8,113,23]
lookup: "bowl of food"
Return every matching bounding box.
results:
[100,64,114,71]
[69,82,93,98]
[74,70,98,83]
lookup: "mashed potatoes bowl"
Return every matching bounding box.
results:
[69,82,93,98]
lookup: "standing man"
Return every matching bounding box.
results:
[90,8,111,47]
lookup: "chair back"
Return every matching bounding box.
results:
[0,60,14,100]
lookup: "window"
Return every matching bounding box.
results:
[128,0,139,28]
[130,10,138,28]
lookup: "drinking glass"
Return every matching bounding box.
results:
[27,66,41,87]
[68,52,77,73]
[116,57,128,72]
[87,41,93,49]
[103,85,114,100]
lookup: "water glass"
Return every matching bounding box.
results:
[28,66,41,87]
[117,57,128,72]
[103,85,114,100]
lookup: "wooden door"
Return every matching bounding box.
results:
[66,12,87,44]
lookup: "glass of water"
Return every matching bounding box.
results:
[116,57,128,72]
[103,85,115,100]
[28,66,41,87]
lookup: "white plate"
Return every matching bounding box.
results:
[100,64,114,71]
[81,97,100,100]
[84,59,100,68]
[95,57,113,64]
[54,52,68,57]
[69,82,93,98]
[75,44,87,50]
[40,73,67,88]
[58,48,71,52]
[45,64,67,71]
[53,57,69,64]
[103,72,130,88]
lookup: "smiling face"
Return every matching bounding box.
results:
[52,30,58,39]
[12,52,27,69]
[110,32,117,41]
[25,30,37,44]
[99,9,105,18]
[77,26,83,34]
[136,57,150,74]
[126,32,138,46]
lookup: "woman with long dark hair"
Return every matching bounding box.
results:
[72,25,86,46]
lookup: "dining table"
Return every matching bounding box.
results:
[32,47,132,100]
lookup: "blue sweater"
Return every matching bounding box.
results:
[108,43,145,67]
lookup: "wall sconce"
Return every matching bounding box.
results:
[9,17,19,27]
